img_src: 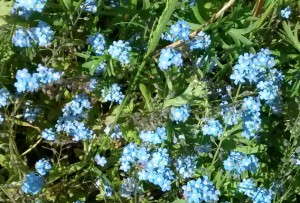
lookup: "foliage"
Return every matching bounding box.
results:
[0,0,300,202]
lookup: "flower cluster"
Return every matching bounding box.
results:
[87,32,106,55]
[35,158,52,176]
[41,128,56,141]
[162,20,190,42]
[182,176,220,203]
[174,155,197,179]
[12,22,54,47]
[24,105,40,123]
[14,65,63,93]
[108,40,132,65]
[120,178,142,198]
[30,21,54,47]
[55,94,93,141]
[230,49,284,111]
[170,105,190,123]
[139,126,167,144]
[137,148,174,191]
[104,124,123,139]
[241,97,261,139]
[120,143,148,172]
[21,172,45,195]
[281,6,292,19]
[220,101,241,126]
[238,179,274,203]
[86,78,98,92]
[11,0,47,19]
[12,29,33,48]
[82,0,98,13]
[223,151,259,175]
[158,48,183,70]
[0,88,10,108]
[190,31,211,50]
[202,118,223,137]
[95,154,107,167]
[120,144,174,191]
[101,83,124,104]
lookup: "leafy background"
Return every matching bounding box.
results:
[0,0,300,202]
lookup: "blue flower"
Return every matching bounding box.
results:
[139,126,167,144]
[104,124,123,139]
[158,48,183,70]
[21,172,45,195]
[11,0,47,19]
[175,155,197,179]
[86,78,98,92]
[252,187,274,203]
[12,29,33,47]
[35,158,52,176]
[0,115,4,123]
[170,105,190,123]
[62,94,91,119]
[202,118,223,137]
[281,6,292,19]
[41,128,56,141]
[101,83,124,104]
[182,176,220,203]
[14,67,62,93]
[241,97,262,139]
[238,179,256,197]
[223,151,259,175]
[190,31,211,50]
[108,40,131,65]
[35,64,63,85]
[30,21,54,47]
[87,32,106,55]
[238,179,274,203]
[56,94,93,141]
[95,154,107,167]
[24,105,40,123]
[0,88,10,108]
[162,20,190,42]
[82,0,98,13]
[120,144,174,192]
[220,101,241,126]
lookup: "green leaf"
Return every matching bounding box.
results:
[279,21,300,52]
[48,162,85,184]
[75,52,91,59]
[227,28,253,46]
[139,83,153,111]
[62,0,73,10]
[82,56,107,75]
[163,76,206,108]
[192,5,205,24]
[0,1,12,26]
[146,0,178,56]
[143,0,151,9]
[173,199,188,203]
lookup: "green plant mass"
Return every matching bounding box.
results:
[0,0,300,202]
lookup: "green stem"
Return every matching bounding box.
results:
[211,84,242,165]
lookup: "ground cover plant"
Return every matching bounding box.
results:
[0,0,300,202]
